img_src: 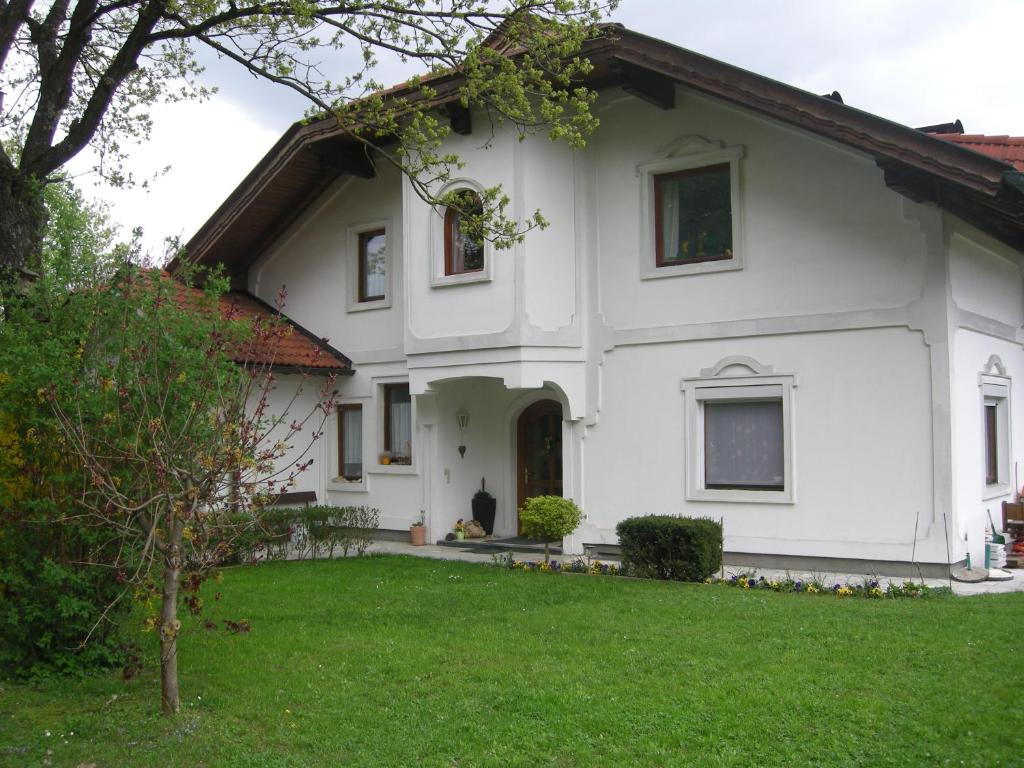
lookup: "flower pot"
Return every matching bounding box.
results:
[455,531,465,540]
[471,496,497,535]
[410,525,426,546]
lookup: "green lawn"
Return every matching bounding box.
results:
[3,556,1024,767]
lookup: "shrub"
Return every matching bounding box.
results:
[616,515,723,582]
[518,496,582,563]
[256,505,380,561]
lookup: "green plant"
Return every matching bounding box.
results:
[616,515,723,582]
[517,495,583,563]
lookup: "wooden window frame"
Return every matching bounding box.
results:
[654,163,733,268]
[443,193,485,276]
[358,228,386,303]
[337,404,363,482]
[382,383,412,464]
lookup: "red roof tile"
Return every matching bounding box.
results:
[222,292,352,373]
[156,272,351,373]
[934,134,1024,172]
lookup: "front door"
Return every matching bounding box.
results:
[516,399,563,534]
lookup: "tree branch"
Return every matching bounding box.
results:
[27,0,167,177]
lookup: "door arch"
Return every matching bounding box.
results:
[516,399,564,533]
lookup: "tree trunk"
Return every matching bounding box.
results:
[159,518,184,716]
[0,164,46,282]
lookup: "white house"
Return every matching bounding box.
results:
[178,25,1024,575]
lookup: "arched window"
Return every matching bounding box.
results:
[444,190,485,275]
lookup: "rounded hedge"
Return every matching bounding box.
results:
[616,515,723,582]
[518,496,582,543]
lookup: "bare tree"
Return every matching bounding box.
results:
[0,0,614,279]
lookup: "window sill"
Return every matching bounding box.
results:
[369,464,417,476]
[642,258,741,280]
[347,297,392,313]
[687,487,793,504]
[327,478,367,492]
[431,270,492,288]
[983,483,1012,501]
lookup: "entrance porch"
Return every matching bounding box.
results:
[413,376,580,546]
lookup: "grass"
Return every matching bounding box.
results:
[3,555,1024,767]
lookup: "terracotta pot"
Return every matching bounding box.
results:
[410,525,426,546]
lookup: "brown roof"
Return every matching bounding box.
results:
[934,134,1024,173]
[157,272,352,373]
[182,24,1024,268]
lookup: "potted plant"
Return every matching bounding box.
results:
[409,510,426,546]
[454,519,466,540]
[471,477,497,535]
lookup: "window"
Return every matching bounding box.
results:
[682,359,794,503]
[655,163,733,266]
[638,137,743,280]
[358,229,387,303]
[704,400,784,490]
[985,403,998,486]
[382,383,412,465]
[337,404,363,482]
[981,376,1010,497]
[444,191,485,275]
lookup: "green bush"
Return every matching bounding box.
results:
[518,496,582,562]
[616,516,723,582]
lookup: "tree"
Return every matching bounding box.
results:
[0,179,132,678]
[518,494,581,563]
[0,0,614,280]
[44,267,339,714]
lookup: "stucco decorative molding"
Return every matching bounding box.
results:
[982,354,1007,378]
[656,133,725,160]
[699,355,774,379]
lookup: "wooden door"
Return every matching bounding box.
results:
[516,399,563,534]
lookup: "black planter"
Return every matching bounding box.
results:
[471,496,497,535]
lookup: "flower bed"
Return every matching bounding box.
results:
[495,554,620,576]
[707,572,951,599]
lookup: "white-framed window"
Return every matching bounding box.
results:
[981,373,1011,499]
[638,136,744,280]
[430,179,493,287]
[682,357,794,503]
[346,219,392,312]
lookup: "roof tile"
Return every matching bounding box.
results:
[934,134,1024,172]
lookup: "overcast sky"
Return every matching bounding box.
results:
[67,0,1024,262]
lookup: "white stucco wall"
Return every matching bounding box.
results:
[949,224,1024,566]
[579,327,942,563]
[593,88,928,332]
[249,162,405,359]
[257,374,332,497]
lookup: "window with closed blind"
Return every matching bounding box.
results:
[682,363,794,503]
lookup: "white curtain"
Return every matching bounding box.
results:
[389,400,412,461]
[341,409,362,479]
[662,181,680,261]
[364,233,387,298]
[705,401,783,488]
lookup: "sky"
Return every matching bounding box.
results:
[65,0,1024,263]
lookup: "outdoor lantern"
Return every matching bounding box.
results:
[456,408,469,457]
